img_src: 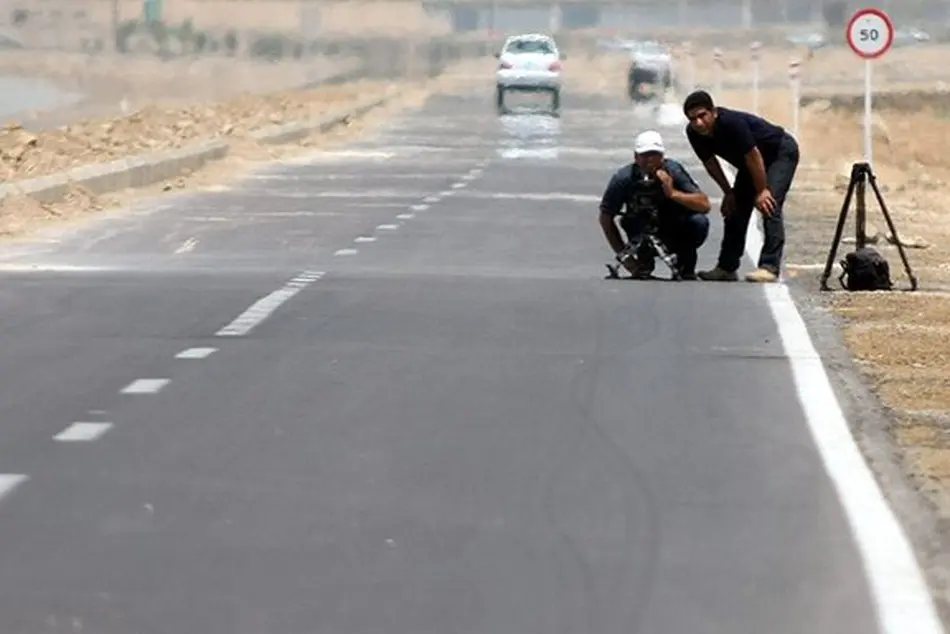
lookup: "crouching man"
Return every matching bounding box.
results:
[599,130,712,279]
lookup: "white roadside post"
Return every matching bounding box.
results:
[750,41,761,114]
[846,7,895,167]
[788,58,801,138]
[682,40,695,92]
[712,47,724,94]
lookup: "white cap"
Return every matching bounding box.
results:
[634,130,665,154]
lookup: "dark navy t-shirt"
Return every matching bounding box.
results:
[599,158,701,219]
[685,107,786,171]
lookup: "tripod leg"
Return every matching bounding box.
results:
[867,174,918,291]
[650,236,681,280]
[820,167,859,291]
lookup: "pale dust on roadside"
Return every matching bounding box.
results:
[0,62,448,241]
[711,45,950,517]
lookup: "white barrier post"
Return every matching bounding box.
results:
[750,41,761,114]
[712,47,724,94]
[846,7,894,167]
[788,58,800,137]
[682,41,695,92]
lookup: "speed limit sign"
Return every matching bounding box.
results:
[847,7,894,59]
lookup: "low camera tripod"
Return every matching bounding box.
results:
[819,161,918,291]
[605,232,682,281]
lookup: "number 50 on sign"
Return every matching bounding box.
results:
[847,7,894,59]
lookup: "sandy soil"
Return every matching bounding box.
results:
[706,42,950,519]
[0,53,479,239]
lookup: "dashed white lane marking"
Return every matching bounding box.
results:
[397,213,414,220]
[440,190,456,197]
[121,379,170,394]
[174,237,198,254]
[334,248,358,256]
[0,475,27,502]
[354,236,377,243]
[215,270,325,337]
[54,422,114,442]
[176,347,218,359]
[376,224,399,230]
[710,159,945,632]
[451,182,466,189]
[410,204,429,211]
[423,196,440,203]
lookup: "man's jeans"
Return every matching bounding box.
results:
[620,212,710,274]
[717,133,800,274]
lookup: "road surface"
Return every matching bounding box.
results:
[0,90,924,633]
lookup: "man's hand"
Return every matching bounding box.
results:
[720,190,736,217]
[755,188,776,216]
[655,168,674,197]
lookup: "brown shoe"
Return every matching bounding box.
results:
[697,267,739,281]
[744,268,779,283]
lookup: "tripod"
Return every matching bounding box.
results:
[605,232,682,281]
[819,161,918,292]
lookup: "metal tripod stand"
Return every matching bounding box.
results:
[819,161,918,291]
[605,232,682,281]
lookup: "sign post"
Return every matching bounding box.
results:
[846,7,895,167]
[750,41,761,114]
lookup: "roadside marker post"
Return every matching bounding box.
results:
[788,58,801,137]
[750,41,761,114]
[712,47,724,93]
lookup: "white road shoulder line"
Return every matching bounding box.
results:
[121,379,170,394]
[215,270,324,337]
[0,475,27,501]
[176,347,217,359]
[54,422,114,442]
[716,160,946,633]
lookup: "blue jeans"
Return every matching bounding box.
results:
[620,212,710,274]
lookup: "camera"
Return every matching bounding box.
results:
[630,170,665,228]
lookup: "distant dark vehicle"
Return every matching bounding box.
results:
[625,41,673,103]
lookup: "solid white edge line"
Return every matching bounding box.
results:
[0,474,27,501]
[715,159,945,633]
[54,422,114,442]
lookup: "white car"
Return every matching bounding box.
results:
[494,33,563,115]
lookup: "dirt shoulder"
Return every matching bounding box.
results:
[0,54,474,239]
[708,43,950,605]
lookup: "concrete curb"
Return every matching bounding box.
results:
[249,93,394,145]
[0,140,230,204]
[0,90,394,205]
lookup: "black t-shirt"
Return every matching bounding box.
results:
[599,158,701,220]
[685,107,786,171]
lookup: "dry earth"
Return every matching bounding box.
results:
[0,54,482,239]
[699,42,950,522]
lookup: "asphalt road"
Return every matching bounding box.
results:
[0,90,900,633]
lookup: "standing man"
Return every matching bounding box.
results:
[682,90,800,283]
[599,130,711,279]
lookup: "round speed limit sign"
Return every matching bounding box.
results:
[847,7,894,59]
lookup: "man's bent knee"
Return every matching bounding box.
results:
[686,213,710,245]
